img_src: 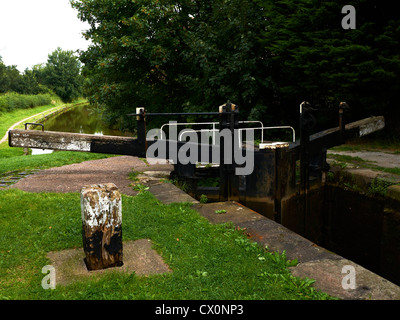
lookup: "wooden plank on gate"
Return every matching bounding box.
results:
[8,129,143,156]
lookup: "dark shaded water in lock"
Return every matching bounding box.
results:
[279,185,400,286]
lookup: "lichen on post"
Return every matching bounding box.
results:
[81,183,123,271]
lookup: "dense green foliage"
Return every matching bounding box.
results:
[0,48,83,103]
[258,0,400,133]
[71,0,270,130]
[0,92,54,113]
[0,58,49,96]
[40,48,84,102]
[0,63,24,93]
[71,0,400,136]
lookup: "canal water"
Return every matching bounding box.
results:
[32,104,130,155]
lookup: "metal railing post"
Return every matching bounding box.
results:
[136,107,147,157]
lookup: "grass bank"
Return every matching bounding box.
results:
[0,189,334,300]
[0,92,56,113]
[0,103,60,141]
[0,146,115,177]
[0,97,87,142]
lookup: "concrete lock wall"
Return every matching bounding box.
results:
[279,176,400,287]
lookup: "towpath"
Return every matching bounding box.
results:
[0,102,83,145]
[327,149,400,170]
[0,105,63,144]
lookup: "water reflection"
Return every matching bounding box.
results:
[32,104,130,155]
[31,148,53,155]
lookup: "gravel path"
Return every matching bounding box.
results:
[10,148,398,195]
[10,156,157,195]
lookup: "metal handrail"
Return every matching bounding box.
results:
[176,123,294,147]
[161,121,264,145]
[238,126,296,146]
[25,123,44,131]
[160,122,218,141]
[178,128,219,143]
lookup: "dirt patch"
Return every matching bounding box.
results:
[46,239,172,286]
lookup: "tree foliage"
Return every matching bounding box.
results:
[0,61,25,94]
[41,48,84,102]
[72,0,400,135]
[0,48,83,103]
[257,0,400,132]
[71,0,271,130]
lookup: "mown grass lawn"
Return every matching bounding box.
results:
[0,144,115,177]
[0,189,334,300]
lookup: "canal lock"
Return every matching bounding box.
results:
[187,158,400,287]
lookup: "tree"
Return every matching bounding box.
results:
[0,57,55,96]
[0,58,9,93]
[5,65,24,93]
[0,57,24,94]
[178,0,272,120]
[20,68,52,95]
[71,0,271,131]
[41,47,83,102]
[257,0,400,134]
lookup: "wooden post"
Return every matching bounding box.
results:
[81,183,123,271]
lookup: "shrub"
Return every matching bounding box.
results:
[0,92,55,113]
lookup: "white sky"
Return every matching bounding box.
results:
[0,0,91,72]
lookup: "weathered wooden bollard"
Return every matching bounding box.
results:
[81,183,123,271]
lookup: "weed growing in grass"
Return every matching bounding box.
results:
[367,178,395,197]
[132,184,150,192]
[128,170,142,182]
[199,194,208,204]
[215,209,226,214]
